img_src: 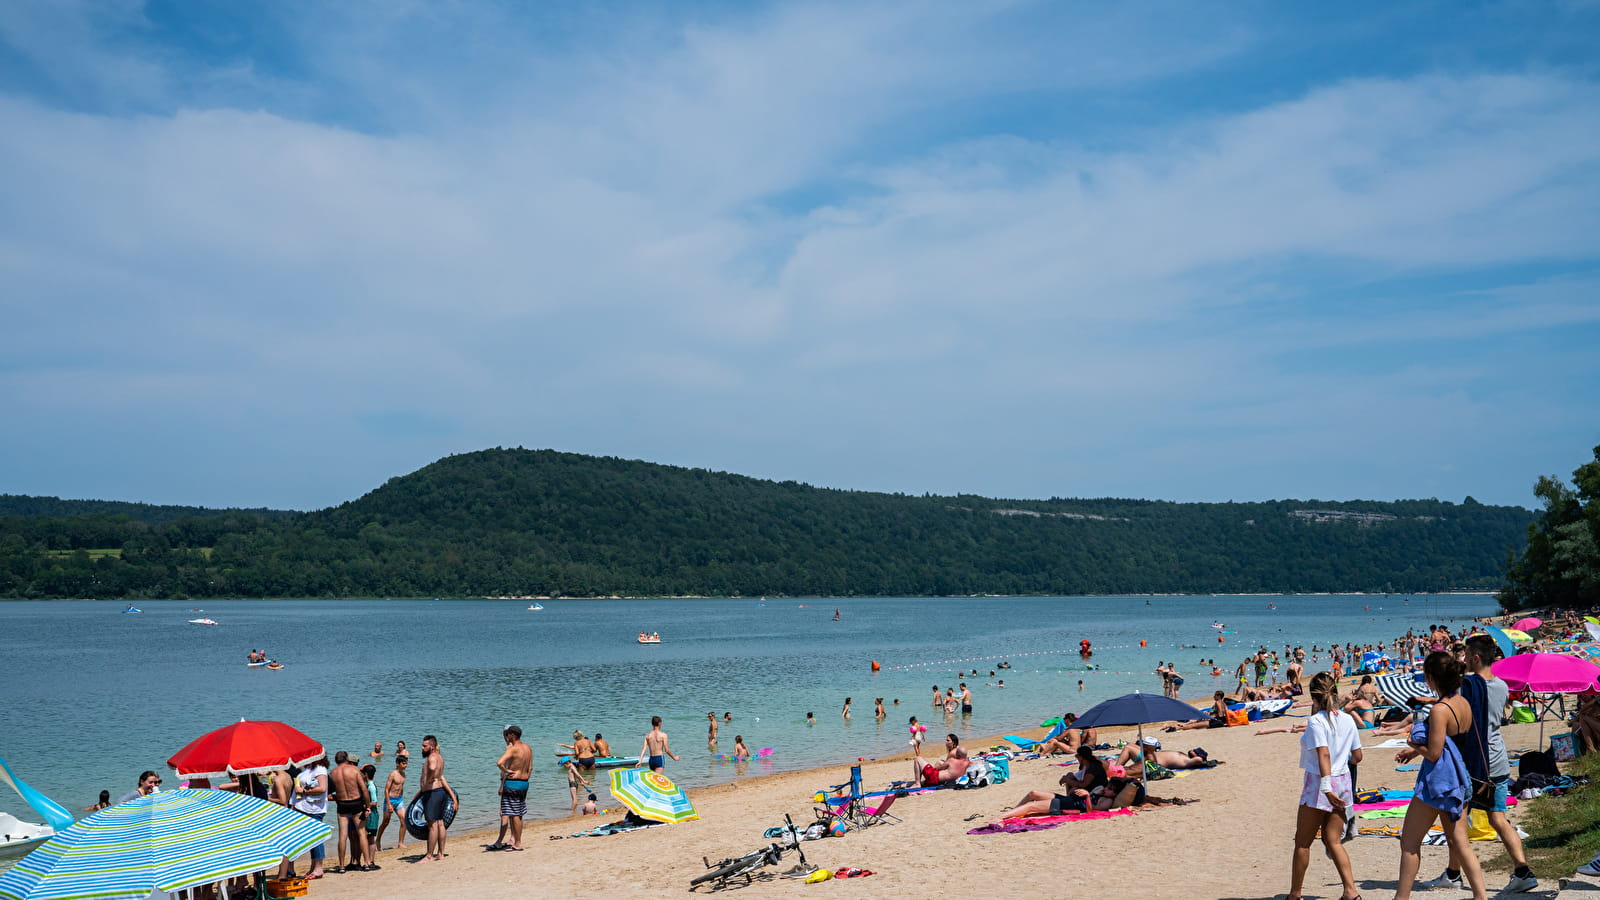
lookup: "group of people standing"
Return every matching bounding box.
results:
[1289,635,1539,899]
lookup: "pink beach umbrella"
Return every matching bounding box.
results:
[1511,617,1543,633]
[1491,652,1600,692]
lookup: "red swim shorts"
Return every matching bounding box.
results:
[921,764,941,787]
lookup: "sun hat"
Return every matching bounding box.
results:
[1140,737,1161,748]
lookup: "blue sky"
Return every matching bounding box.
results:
[2,0,1597,511]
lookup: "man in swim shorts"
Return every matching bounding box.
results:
[417,735,456,862]
[913,734,971,786]
[374,755,407,851]
[638,716,679,772]
[329,751,373,872]
[491,725,531,851]
[959,683,973,715]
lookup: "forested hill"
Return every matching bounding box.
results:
[0,494,297,523]
[1,449,1534,599]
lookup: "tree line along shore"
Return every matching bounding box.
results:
[0,447,1539,601]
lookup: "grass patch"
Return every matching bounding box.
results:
[42,548,123,560]
[1488,750,1600,876]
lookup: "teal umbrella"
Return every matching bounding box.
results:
[0,789,331,900]
[609,769,698,824]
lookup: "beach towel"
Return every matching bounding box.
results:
[968,808,1135,834]
[1352,799,1410,812]
[1356,800,1408,816]
[1370,738,1411,749]
[1413,720,1471,820]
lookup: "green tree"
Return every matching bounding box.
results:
[1499,445,1600,611]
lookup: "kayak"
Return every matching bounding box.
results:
[553,755,641,768]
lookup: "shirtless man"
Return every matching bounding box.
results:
[638,717,679,772]
[593,733,611,758]
[707,713,719,745]
[374,755,408,851]
[913,733,971,786]
[369,741,384,762]
[329,751,372,872]
[417,735,456,862]
[491,725,531,851]
[959,683,973,715]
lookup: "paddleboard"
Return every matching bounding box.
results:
[554,755,641,768]
[404,792,457,841]
[246,661,268,668]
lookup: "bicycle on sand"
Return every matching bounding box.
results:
[689,814,817,891]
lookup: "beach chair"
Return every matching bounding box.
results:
[822,765,862,801]
[1004,720,1068,751]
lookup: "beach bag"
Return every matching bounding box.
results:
[1517,750,1559,778]
[982,755,1010,784]
[1143,759,1175,781]
[1226,708,1249,727]
[1511,704,1536,724]
[1551,733,1578,763]
[960,757,990,788]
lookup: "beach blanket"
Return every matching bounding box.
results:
[1369,738,1411,749]
[968,809,1136,834]
[1352,799,1410,812]
[1359,807,1411,819]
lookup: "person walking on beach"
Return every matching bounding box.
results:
[1393,652,1488,900]
[417,735,456,863]
[1427,636,1537,893]
[329,751,372,873]
[908,716,927,752]
[638,716,679,772]
[491,725,531,851]
[1287,672,1361,900]
[563,759,592,814]
[374,755,407,851]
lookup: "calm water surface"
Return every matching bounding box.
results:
[0,594,1492,832]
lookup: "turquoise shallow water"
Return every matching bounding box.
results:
[0,594,1492,832]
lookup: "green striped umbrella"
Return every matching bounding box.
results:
[609,769,698,824]
[0,789,331,900]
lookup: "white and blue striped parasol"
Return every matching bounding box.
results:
[0,789,331,900]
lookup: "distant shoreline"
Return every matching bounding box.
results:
[14,590,1499,603]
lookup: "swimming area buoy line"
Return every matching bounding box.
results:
[879,640,1224,672]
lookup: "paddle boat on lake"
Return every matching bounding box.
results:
[187,617,219,626]
[637,632,661,643]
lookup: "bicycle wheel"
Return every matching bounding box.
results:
[690,854,761,887]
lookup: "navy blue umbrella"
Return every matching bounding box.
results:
[1072,691,1210,787]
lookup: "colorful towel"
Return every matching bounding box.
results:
[1359,807,1410,819]
[1352,799,1410,812]
[968,808,1137,834]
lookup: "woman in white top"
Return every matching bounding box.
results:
[1288,672,1363,900]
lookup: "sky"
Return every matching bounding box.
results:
[1,0,1598,511]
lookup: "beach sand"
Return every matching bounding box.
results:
[299,712,1553,900]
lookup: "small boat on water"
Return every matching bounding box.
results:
[0,754,72,860]
[527,603,544,610]
[637,632,661,644]
[188,617,219,626]
[122,605,142,614]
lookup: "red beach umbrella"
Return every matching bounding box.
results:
[167,720,325,779]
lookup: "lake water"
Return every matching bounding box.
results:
[0,594,1494,833]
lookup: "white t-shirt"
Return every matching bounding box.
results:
[1299,711,1359,775]
[292,765,328,816]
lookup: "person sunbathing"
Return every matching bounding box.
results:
[1171,692,1230,731]
[1115,739,1217,770]
[995,747,1107,819]
[1090,765,1147,810]
[1036,714,1096,755]
[912,734,970,786]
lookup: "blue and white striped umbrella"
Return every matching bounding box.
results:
[0,790,331,900]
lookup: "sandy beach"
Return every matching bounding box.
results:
[300,710,1553,900]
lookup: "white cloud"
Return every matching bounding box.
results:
[0,2,1597,507]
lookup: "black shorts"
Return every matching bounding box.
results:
[1208,717,1226,728]
[335,799,366,817]
[961,704,972,714]
[578,758,596,770]
[1048,793,1086,815]
[421,788,449,822]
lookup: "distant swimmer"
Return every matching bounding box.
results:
[833,609,841,621]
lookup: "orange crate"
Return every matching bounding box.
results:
[266,877,309,898]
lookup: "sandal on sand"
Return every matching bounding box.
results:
[485,842,507,851]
